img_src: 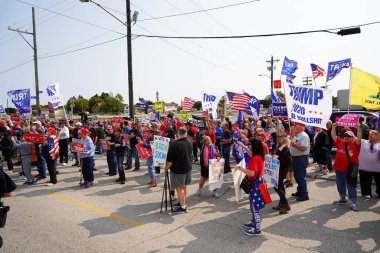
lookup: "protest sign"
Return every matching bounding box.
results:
[113,117,124,123]
[152,135,170,167]
[192,115,206,130]
[7,89,31,114]
[140,115,150,125]
[180,110,188,120]
[154,101,164,112]
[209,159,224,191]
[202,92,219,119]
[46,83,64,109]
[99,139,110,150]
[285,83,332,129]
[232,160,245,203]
[336,114,360,127]
[136,143,153,160]
[10,115,20,122]
[72,139,84,153]
[263,155,280,187]
[272,103,288,117]
[24,133,44,144]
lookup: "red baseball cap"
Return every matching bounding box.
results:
[294,122,306,127]
[46,127,56,134]
[79,128,90,135]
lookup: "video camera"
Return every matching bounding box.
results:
[0,201,10,229]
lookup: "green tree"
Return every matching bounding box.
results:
[193,101,202,110]
[260,95,272,108]
[5,108,17,114]
[115,93,124,103]
[100,92,110,101]
[89,96,105,113]
[104,96,123,113]
[65,96,76,112]
[72,98,89,114]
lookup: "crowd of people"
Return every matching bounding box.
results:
[0,112,379,236]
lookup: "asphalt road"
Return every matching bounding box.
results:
[1,155,379,253]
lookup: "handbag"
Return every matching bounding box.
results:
[259,181,272,204]
[240,176,253,194]
[344,143,358,188]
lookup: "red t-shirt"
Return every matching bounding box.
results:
[205,131,216,144]
[247,155,264,179]
[333,138,361,173]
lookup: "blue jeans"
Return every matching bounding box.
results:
[35,145,46,177]
[274,179,287,203]
[293,156,309,197]
[116,155,125,181]
[127,146,140,170]
[106,151,117,174]
[81,156,94,182]
[326,147,333,171]
[335,171,357,204]
[96,141,103,154]
[222,146,231,173]
[147,157,155,180]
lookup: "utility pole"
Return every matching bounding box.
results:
[266,56,280,96]
[126,0,134,118]
[302,76,313,86]
[9,7,41,116]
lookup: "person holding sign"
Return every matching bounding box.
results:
[273,132,292,214]
[196,136,219,198]
[166,128,193,214]
[41,127,59,185]
[235,139,265,236]
[114,128,127,184]
[137,130,157,188]
[78,128,95,188]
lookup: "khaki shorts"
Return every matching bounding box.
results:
[170,171,192,189]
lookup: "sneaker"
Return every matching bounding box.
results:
[333,198,347,205]
[35,176,47,181]
[27,180,36,186]
[323,169,329,175]
[109,172,117,176]
[23,180,30,185]
[173,202,181,208]
[296,196,309,202]
[132,168,140,171]
[46,183,54,186]
[62,163,67,166]
[242,222,255,229]
[351,203,358,212]
[196,189,202,196]
[291,192,300,197]
[364,195,371,200]
[120,181,125,185]
[285,182,293,188]
[212,191,220,198]
[173,206,188,214]
[244,228,261,236]
[84,182,94,188]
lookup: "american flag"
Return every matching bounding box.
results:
[226,92,251,111]
[311,63,325,79]
[181,97,195,112]
[48,135,60,160]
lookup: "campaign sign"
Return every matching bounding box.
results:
[113,117,124,123]
[10,115,20,122]
[209,158,225,191]
[231,123,239,131]
[180,110,188,120]
[136,143,153,160]
[336,114,360,127]
[152,135,170,167]
[272,103,288,117]
[99,139,110,150]
[72,139,85,153]
[154,101,164,112]
[192,115,206,130]
[263,155,280,187]
[24,133,44,144]
[140,115,150,125]
[285,83,332,129]
[7,89,31,114]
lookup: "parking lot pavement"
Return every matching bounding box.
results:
[1,154,380,253]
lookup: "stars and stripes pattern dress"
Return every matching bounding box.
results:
[48,135,60,160]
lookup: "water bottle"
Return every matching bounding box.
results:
[69,152,73,161]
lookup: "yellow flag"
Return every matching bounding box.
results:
[350,67,380,110]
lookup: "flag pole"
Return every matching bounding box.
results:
[347,63,353,113]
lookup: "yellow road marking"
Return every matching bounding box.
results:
[48,192,144,227]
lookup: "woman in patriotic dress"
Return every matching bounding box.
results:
[42,127,59,185]
[235,138,265,236]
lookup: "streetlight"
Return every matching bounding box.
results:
[80,0,136,118]
[258,74,272,98]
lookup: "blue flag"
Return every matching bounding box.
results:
[237,110,243,124]
[155,112,160,121]
[271,90,281,103]
[244,93,260,118]
[286,74,296,84]
[326,58,351,82]
[0,101,5,114]
[7,89,31,114]
[139,97,149,110]
[281,56,298,76]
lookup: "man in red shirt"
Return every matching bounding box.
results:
[331,122,362,211]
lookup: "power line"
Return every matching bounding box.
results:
[14,0,126,36]
[138,0,260,21]
[131,19,380,39]
[0,58,33,75]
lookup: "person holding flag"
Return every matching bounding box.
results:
[41,127,59,185]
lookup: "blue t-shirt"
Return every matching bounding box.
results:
[123,127,131,134]
[215,127,223,136]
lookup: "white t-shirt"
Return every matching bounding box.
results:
[59,126,70,140]
[358,140,380,172]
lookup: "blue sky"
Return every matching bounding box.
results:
[1,0,380,108]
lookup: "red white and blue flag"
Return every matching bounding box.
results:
[48,136,60,160]
[181,97,195,112]
[311,63,325,79]
[226,92,251,111]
